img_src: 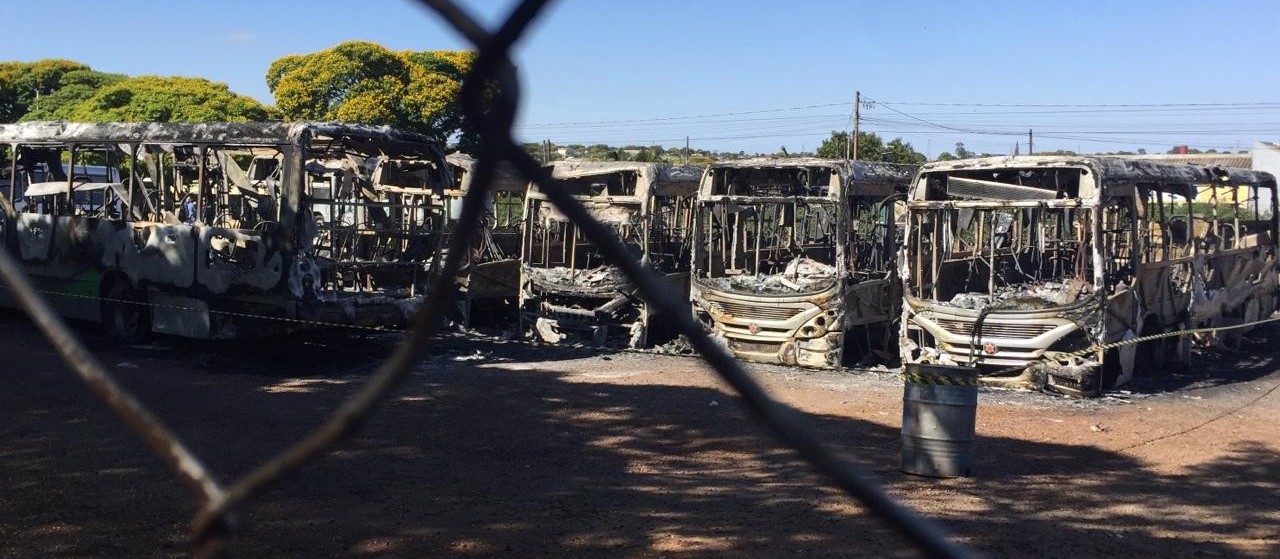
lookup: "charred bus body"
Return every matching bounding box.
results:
[690,158,916,369]
[444,153,525,326]
[901,156,1278,396]
[519,161,701,347]
[0,121,451,339]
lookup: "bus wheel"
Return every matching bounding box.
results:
[102,282,150,344]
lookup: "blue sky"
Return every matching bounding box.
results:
[3,0,1278,156]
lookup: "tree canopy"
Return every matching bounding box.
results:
[0,59,265,123]
[0,60,123,122]
[815,131,925,164]
[22,68,127,120]
[935,142,995,161]
[266,41,475,145]
[66,76,270,122]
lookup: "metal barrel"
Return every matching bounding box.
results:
[900,363,978,477]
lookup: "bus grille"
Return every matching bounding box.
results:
[933,318,1055,339]
[709,301,803,322]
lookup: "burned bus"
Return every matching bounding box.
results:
[519,161,701,347]
[0,121,452,339]
[689,158,917,368]
[445,153,526,326]
[901,156,1278,396]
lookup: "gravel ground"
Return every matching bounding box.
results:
[1,309,1277,558]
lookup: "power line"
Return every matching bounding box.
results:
[870,101,1280,108]
[862,96,1022,137]
[884,106,1280,117]
[519,95,1276,154]
[516,101,851,128]
[519,101,1280,129]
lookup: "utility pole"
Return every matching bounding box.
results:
[850,91,861,161]
[1027,129,1034,155]
[685,135,689,165]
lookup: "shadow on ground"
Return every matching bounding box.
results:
[0,313,1277,558]
[1125,325,1280,394]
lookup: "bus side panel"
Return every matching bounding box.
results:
[194,226,284,295]
[12,214,109,321]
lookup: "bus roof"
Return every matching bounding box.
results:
[545,160,703,184]
[918,155,1276,189]
[445,152,528,193]
[708,157,917,183]
[0,121,445,157]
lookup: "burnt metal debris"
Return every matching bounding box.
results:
[518,160,701,347]
[0,121,453,339]
[445,152,525,326]
[0,53,1276,559]
[901,155,1279,396]
[22,2,1280,559]
[690,157,917,368]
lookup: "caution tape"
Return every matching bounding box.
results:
[903,372,979,387]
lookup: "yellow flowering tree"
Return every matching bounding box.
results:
[266,41,475,146]
[68,76,270,122]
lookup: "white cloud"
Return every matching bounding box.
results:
[226,31,256,44]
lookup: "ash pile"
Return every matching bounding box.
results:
[946,278,1092,311]
[701,256,837,294]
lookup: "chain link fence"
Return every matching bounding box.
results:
[0,1,981,557]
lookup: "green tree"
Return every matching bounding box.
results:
[0,59,95,122]
[267,41,475,146]
[883,138,927,164]
[22,69,125,120]
[816,130,924,163]
[67,76,269,122]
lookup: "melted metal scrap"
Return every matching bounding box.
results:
[524,265,633,294]
[699,256,837,295]
[946,279,1092,311]
[0,121,450,338]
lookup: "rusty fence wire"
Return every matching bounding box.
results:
[0,1,983,557]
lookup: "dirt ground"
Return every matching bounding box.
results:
[1,309,1277,559]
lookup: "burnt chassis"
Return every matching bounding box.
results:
[692,274,896,369]
[518,162,699,348]
[689,159,914,369]
[0,122,451,339]
[521,260,689,348]
[444,153,525,327]
[900,156,1279,396]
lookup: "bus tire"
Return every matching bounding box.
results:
[102,281,150,344]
